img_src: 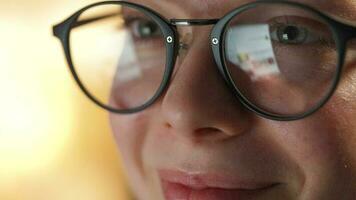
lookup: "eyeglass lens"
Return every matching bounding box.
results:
[224,4,337,116]
[70,4,167,110]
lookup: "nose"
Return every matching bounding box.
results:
[159,28,253,142]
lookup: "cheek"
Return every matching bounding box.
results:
[110,112,150,159]
[272,64,356,193]
[332,48,356,130]
[276,58,356,164]
[270,115,342,168]
[109,112,152,199]
[109,111,153,177]
[322,62,356,163]
[330,66,356,121]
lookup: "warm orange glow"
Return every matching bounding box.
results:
[0,0,131,199]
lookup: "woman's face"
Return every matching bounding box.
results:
[109,0,356,199]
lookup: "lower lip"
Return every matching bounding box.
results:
[161,180,277,200]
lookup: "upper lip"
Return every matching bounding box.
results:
[158,169,279,190]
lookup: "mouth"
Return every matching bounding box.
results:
[159,169,280,200]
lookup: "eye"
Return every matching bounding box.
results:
[272,24,308,44]
[268,15,333,46]
[126,18,161,39]
[270,23,319,45]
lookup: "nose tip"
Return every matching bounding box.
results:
[161,92,252,143]
[162,104,239,142]
[162,103,213,133]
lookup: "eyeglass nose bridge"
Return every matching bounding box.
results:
[170,19,219,26]
[169,19,221,48]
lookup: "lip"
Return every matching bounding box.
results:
[159,169,280,200]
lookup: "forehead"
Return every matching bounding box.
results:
[127,0,356,21]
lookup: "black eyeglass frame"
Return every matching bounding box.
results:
[53,0,356,121]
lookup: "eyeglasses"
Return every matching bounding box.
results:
[53,0,356,121]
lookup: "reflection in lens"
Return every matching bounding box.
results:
[70,4,166,111]
[224,3,338,116]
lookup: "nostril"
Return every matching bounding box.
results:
[164,121,223,140]
[164,122,173,129]
[194,127,221,138]
[195,127,219,134]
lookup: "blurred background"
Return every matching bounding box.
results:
[0,0,132,199]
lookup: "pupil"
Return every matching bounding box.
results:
[283,26,299,41]
[139,21,157,37]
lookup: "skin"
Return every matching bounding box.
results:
[108,0,356,199]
